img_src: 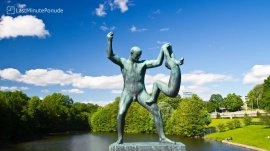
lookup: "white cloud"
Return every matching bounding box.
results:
[0,68,123,89]
[114,0,129,13]
[243,64,270,84]
[183,70,234,85]
[0,68,235,101]
[157,40,169,45]
[0,86,28,91]
[0,68,21,80]
[130,25,147,32]
[0,15,49,39]
[17,3,26,9]
[160,28,169,32]
[95,4,107,17]
[100,23,116,32]
[95,0,129,17]
[61,89,84,94]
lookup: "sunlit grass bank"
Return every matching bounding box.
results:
[205,125,270,150]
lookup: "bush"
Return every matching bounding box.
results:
[233,119,241,128]
[216,113,221,119]
[216,123,226,132]
[226,120,235,130]
[243,114,252,126]
[260,115,270,127]
[226,119,241,130]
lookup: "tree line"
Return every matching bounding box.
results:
[1,76,269,142]
[0,91,99,142]
[90,94,211,137]
[205,75,270,113]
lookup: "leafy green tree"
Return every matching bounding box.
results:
[0,91,30,140]
[223,93,243,112]
[42,93,74,132]
[261,76,270,111]
[247,84,263,109]
[158,93,181,110]
[125,102,154,133]
[158,101,174,130]
[207,94,223,112]
[70,102,99,131]
[166,94,211,137]
[90,98,119,132]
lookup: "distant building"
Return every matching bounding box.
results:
[183,91,192,98]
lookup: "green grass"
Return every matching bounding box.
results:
[205,125,270,150]
[207,118,261,128]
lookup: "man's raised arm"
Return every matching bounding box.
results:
[107,32,122,66]
[145,47,164,68]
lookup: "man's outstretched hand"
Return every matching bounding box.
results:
[107,32,114,41]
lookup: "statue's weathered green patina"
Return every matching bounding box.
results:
[106,32,183,144]
[146,43,184,105]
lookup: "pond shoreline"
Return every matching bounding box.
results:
[221,140,267,151]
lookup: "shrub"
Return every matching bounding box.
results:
[233,119,241,128]
[226,119,241,130]
[216,123,226,132]
[243,114,252,126]
[216,113,221,119]
[260,115,270,127]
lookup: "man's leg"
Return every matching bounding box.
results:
[116,92,133,144]
[146,80,171,104]
[138,91,175,144]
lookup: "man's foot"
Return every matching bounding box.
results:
[114,138,123,144]
[160,137,176,144]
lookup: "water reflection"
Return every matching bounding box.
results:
[1,133,251,151]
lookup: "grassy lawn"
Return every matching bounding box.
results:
[207,118,261,128]
[205,125,270,150]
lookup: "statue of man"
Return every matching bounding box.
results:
[106,32,174,144]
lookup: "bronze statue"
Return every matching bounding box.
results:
[106,32,183,144]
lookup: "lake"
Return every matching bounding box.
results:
[1,133,251,151]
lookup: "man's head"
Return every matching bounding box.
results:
[130,46,142,62]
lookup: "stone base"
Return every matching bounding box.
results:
[109,142,186,151]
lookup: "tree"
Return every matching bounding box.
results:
[70,102,99,131]
[90,98,119,132]
[247,84,263,109]
[166,94,211,137]
[261,76,270,111]
[125,102,154,133]
[206,94,223,113]
[208,94,223,112]
[158,93,181,110]
[0,91,30,141]
[223,93,243,112]
[42,93,74,132]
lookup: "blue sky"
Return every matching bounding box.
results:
[0,0,270,105]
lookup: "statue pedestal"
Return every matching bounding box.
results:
[109,142,186,151]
